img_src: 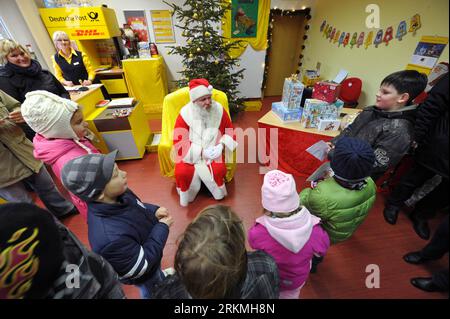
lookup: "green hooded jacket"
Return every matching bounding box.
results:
[300,177,376,244]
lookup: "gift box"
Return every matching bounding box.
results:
[300,99,344,128]
[282,77,305,109]
[272,102,303,122]
[317,119,341,131]
[312,81,341,103]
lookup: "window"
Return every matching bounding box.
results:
[0,16,13,41]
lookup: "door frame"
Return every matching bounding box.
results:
[261,8,312,98]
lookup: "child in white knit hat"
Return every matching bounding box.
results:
[248,170,330,299]
[21,90,100,220]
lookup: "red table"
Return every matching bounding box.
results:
[257,109,361,177]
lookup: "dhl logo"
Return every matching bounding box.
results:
[73,29,105,36]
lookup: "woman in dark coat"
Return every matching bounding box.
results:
[0,39,69,139]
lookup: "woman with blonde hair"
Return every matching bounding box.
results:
[51,30,96,87]
[0,39,69,102]
[153,205,280,299]
[0,39,69,139]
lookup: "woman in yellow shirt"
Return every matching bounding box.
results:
[51,31,96,87]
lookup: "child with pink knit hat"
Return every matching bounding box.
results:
[21,90,100,220]
[248,170,330,299]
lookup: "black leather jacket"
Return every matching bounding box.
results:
[331,104,417,180]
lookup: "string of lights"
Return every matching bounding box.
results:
[261,7,312,91]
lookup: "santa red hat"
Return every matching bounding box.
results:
[189,78,213,102]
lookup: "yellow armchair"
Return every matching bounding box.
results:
[158,87,236,182]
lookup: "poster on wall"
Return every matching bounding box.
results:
[123,10,150,42]
[150,10,176,43]
[231,0,258,38]
[407,36,448,74]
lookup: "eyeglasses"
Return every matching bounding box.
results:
[56,39,70,42]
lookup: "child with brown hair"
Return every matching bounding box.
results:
[153,205,280,299]
[61,151,173,299]
[328,70,428,181]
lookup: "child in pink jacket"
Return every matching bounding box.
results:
[21,90,99,220]
[248,170,330,299]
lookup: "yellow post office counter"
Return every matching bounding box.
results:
[85,101,150,160]
[70,84,104,116]
[122,57,168,119]
[69,84,109,153]
[96,68,129,96]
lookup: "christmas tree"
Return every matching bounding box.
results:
[164,0,245,115]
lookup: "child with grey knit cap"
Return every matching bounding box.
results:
[61,151,174,299]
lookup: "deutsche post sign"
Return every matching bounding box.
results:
[39,7,120,40]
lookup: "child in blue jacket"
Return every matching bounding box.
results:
[61,150,173,298]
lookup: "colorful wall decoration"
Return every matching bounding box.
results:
[406,36,448,75]
[123,10,149,42]
[222,0,270,58]
[319,13,422,49]
[231,0,258,38]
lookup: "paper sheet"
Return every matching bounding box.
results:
[108,98,135,107]
[306,162,333,181]
[333,69,349,84]
[64,84,103,91]
[151,133,161,146]
[306,140,330,161]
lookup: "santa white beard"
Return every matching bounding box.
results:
[189,101,222,149]
[192,102,214,129]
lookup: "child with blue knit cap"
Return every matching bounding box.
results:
[300,137,377,245]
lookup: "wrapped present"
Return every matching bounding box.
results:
[312,81,341,103]
[272,102,303,122]
[282,75,305,109]
[300,99,344,128]
[318,119,341,131]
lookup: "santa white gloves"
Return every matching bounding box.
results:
[203,143,224,162]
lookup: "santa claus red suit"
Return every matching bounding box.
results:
[173,79,237,206]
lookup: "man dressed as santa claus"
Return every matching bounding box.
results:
[173,78,237,206]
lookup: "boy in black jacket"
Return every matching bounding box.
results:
[61,150,173,298]
[329,70,427,181]
[384,73,449,239]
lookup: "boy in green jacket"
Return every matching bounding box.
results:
[300,137,377,245]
